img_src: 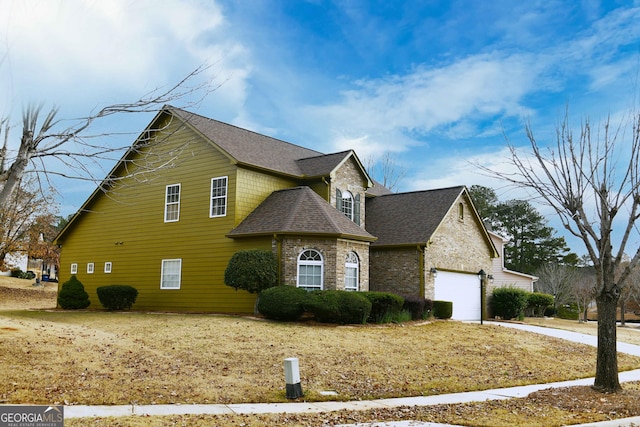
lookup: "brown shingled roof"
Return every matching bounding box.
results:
[170,107,322,176]
[296,151,353,177]
[365,186,465,246]
[227,186,376,241]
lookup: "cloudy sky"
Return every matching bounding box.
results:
[2,0,640,255]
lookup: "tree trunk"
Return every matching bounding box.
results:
[593,288,621,392]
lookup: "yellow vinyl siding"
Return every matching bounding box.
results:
[57,118,273,313]
[235,168,297,222]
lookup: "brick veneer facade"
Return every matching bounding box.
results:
[370,194,493,300]
[277,237,370,291]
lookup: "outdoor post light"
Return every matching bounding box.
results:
[478,269,486,325]
[430,267,438,278]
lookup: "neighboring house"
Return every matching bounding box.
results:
[55,106,497,319]
[488,231,538,293]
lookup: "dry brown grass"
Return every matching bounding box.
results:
[3,278,640,426]
[525,316,640,345]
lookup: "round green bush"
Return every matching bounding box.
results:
[491,287,529,320]
[258,285,309,321]
[433,300,453,319]
[97,285,139,310]
[57,275,90,309]
[305,290,372,324]
[224,249,278,294]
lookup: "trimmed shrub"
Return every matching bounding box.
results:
[362,292,404,323]
[258,285,309,321]
[557,303,580,320]
[57,275,90,309]
[97,285,139,310]
[305,290,372,324]
[432,300,453,319]
[224,249,278,294]
[401,294,426,320]
[526,292,554,317]
[491,287,529,320]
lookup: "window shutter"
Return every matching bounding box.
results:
[336,189,343,211]
[354,193,361,225]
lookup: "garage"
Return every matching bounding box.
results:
[434,271,481,321]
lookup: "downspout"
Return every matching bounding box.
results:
[273,233,282,285]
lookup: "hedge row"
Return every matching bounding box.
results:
[257,286,436,324]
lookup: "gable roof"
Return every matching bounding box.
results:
[227,186,376,241]
[365,186,497,257]
[366,186,466,246]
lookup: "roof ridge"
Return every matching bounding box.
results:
[169,106,324,157]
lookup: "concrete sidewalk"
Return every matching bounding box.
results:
[63,322,640,426]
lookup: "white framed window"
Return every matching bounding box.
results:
[344,252,359,291]
[164,184,181,222]
[87,263,95,274]
[70,263,78,274]
[210,176,228,217]
[341,191,354,220]
[104,262,112,273]
[297,249,323,291]
[161,259,182,289]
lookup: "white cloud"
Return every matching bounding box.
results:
[0,0,252,116]
[303,51,543,159]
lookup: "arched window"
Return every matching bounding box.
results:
[297,249,323,291]
[458,202,464,221]
[344,251,359,291]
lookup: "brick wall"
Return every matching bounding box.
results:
[278,237,370,291]
[330,156,368,228]
[369,193,494,300]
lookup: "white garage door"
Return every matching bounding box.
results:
[434,271,481,321]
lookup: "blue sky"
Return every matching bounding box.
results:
[2,0,640,255]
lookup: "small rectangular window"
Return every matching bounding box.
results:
[104,262,112,273]
[87,263,95,274]
[161,259,182,289]
[210,176,228,217]
[70,263,78,274]
[164,184,181,222]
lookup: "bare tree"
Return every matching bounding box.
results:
[364,152,407,192]
[574,268,596,323]
[535,262,579,314]
[481,110,640,392]
[0,64,219,207]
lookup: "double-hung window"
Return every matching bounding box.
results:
[210,176,228,217]
[164,184,181,222]
[161,259,182,289]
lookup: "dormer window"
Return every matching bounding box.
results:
[336,189,361,225]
